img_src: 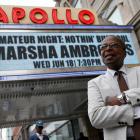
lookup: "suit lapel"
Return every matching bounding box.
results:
[104,72,119,96]
[35,133,41,140]
[105,72,117,89]
[126,67,138,89]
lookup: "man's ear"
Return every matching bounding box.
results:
[124,49,126,57]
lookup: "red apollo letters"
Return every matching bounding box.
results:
[0,7,95,24]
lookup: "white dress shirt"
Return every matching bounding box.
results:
[36,133,43,140]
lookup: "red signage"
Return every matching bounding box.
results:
[0,6,97,25]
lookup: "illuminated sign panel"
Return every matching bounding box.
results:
[0,25,139,81]
[0,6,98,25]
[0,32,138,71]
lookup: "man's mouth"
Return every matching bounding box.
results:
[104,54,114,59]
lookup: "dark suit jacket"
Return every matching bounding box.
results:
[29,134,49,140]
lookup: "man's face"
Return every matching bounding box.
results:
[36,126,43,134]
[100,36,126,70]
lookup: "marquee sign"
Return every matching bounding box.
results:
[0,24,139,80]
[0,5,98,25]
[0,32,138,71]
[0,25,139,81]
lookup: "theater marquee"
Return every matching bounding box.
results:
[0,32,138,70]
[0,25,139,81]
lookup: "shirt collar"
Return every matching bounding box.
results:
[107,65,127,77]
[36,133,43,137]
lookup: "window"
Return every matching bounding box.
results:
[108,8,123,25]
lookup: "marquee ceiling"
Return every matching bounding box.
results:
[0,76,95,128]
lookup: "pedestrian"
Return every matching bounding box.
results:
[88,35,140,140]
[29,120,49,140]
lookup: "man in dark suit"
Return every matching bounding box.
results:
[29,120,49,140]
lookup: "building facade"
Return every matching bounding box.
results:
[1,1,140,140]
[56,0,140,45]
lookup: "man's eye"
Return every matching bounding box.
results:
[101,45,107,49]
[110,44,119,48]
